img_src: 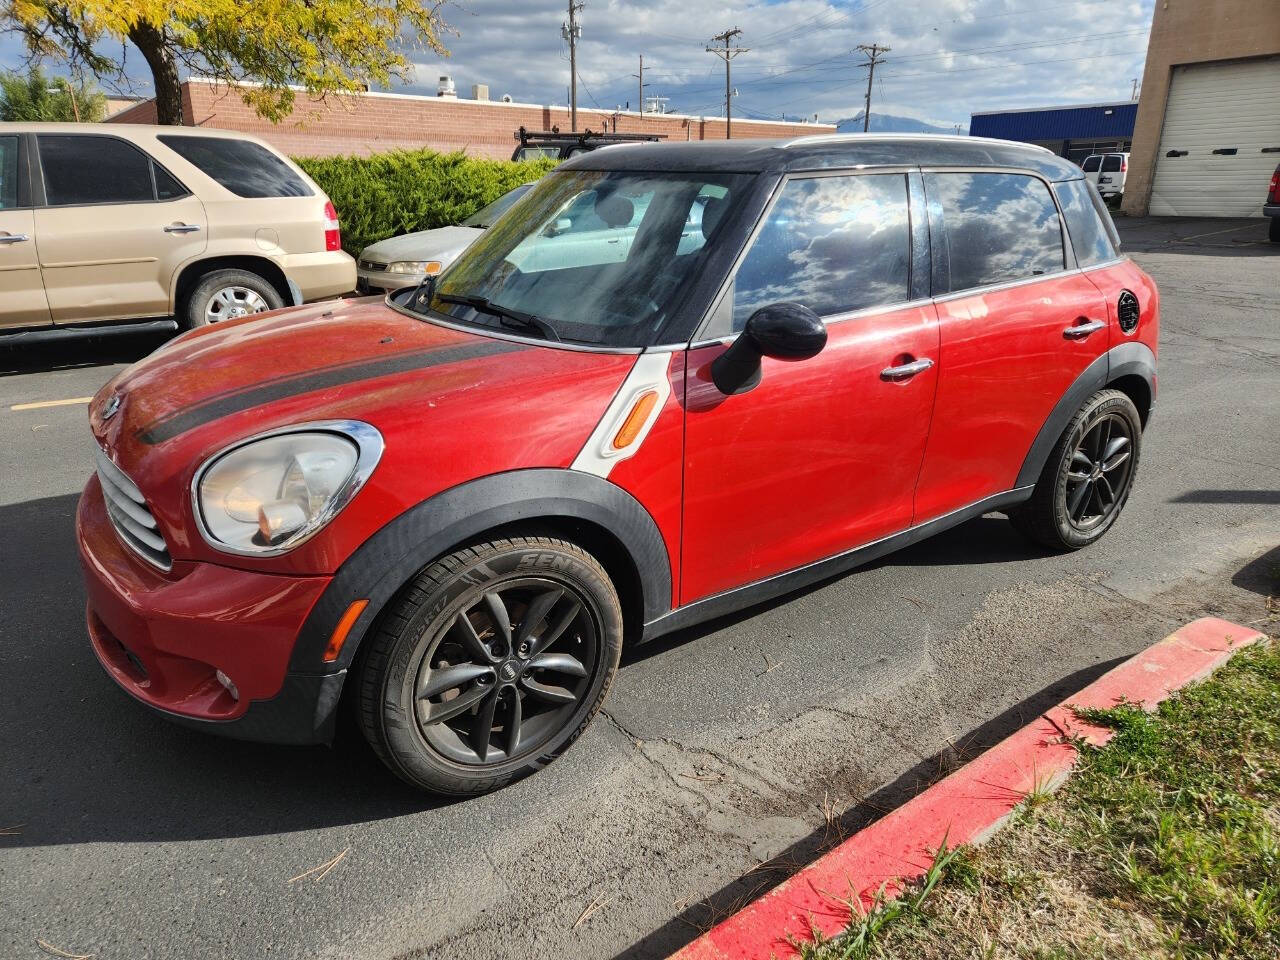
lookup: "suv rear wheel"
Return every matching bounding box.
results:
[184,268,284,328]
[1008,389,1142,550]
[1269,217,1280,243]
[355,536,623,795]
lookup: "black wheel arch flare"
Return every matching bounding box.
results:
[1015,341,1156,489]
[290,468,673,674]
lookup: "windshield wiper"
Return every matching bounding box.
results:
[435,293,561,342]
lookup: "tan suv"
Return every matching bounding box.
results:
[0,123,355,341]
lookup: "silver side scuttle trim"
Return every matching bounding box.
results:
[571,351,674,479]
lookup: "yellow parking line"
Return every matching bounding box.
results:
[10,396,93,411]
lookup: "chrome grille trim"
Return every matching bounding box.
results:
[94,445,172,571]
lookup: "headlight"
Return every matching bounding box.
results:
[193,421,383,556]
[387,260,442,275]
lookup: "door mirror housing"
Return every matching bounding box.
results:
[711,302,827,395]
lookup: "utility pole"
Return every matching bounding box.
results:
[1130,77,1140,100]
[706,27,747,139]
[562,1,584,131]
[857,43,890,132]
[632,55,648,114]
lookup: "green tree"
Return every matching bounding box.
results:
[0,66,106,121]
[3,0,449,125]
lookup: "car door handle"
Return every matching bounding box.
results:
[1063,319,1106,339]
[0,233,30,244]
[880,357,934,381]
[163,223,201,234]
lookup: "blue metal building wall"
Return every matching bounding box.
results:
[969,102,1137,140]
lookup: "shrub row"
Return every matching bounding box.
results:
[295,149,558,256]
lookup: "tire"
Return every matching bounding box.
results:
[1008,389,1142,551]
[183,268,284,328]
[1269,217,1280,243]
[355,536,623,795]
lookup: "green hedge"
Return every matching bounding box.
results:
[295,149,558,256]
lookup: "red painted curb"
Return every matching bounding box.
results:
[670,617,1267,960]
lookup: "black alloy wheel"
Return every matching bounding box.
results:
[1009,388,1142,550]
[1062,412,1134,532]
[414,579,598,766]
[356,536,623,795]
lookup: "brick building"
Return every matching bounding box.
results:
[108,79,834,159]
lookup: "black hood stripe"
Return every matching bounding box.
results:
[136,340,528,445]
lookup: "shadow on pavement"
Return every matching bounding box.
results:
[1172,489,1280,504]
[613,654,1127,960]
[0,493,445,850]
[0,329,175,377]
[1115,216,1276,257]
[1232,544,1280,599]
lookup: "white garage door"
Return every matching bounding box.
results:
[1149,56,1280,217]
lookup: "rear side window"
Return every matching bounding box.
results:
[158,135,312,198]
[39,135,154,205]
[0,136,17,209]
[926,172,1065,293]
[731,173,911,328]
[1101,155,1124,173]
[1082,156,1101,172]
[1055,178,1118,266]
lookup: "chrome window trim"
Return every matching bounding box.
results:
[384,297,646,355]
[692,166,921,344]
[688,296,937,350]
[930,255,1129,305]
[189,419,384,559]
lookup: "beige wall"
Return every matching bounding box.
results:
[109,80,834,159]
[1123,0,1280,215]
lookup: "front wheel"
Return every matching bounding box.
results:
[1008,389,1142,550]
[355,536,623,795]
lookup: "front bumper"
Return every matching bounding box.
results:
[77,475,343,744]
[355,265,422,294]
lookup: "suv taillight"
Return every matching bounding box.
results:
[1269,165,1280,205]
[323,200,341,252]
[1120,157,1127,172]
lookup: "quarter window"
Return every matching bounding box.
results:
[731,173,911,328]
[1055,178,1117,266]
[39,135,155,206]
[0,136,17,209]
[926,172,1064,293]
[158,135,311,198]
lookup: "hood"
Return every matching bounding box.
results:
[360,226,484,263]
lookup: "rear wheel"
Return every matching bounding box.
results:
[1008,389,1142,550]
[184,268,283,328]
[1269,217,1280,243]
[355,536,623,795]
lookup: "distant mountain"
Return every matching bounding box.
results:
[834,112,963,135]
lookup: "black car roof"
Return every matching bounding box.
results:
[561,133,1084,182]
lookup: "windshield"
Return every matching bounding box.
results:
[418,169,753,347]
[462,183,534,228]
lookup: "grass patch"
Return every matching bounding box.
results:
[800,640,1280,960]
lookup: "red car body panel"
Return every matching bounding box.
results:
[913,271,1112,522]
[679,303,940,603]
[90,297,637,577]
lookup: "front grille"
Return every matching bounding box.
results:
[359,259,388,272]
[94,446,172,571]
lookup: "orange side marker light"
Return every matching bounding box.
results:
[611,390,660,450]
[324,599,369,663]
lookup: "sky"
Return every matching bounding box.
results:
[1,0,1156,130]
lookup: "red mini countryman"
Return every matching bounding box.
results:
[78,135,1158,794]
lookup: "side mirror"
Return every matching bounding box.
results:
[711,302,827,395]
[544,217,573,237]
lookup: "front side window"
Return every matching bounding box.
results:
[39,135,154,206]
[423,169,752,346]
[0,136,17,209]
[1055,178,1117,267]
[1082,156,1101,173]
[730,173,911,329]
[158,135,311,198]
[926,172,1065,293]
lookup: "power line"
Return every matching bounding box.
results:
[706,27,748,138]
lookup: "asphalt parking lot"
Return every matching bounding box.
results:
[1,216,1277,960]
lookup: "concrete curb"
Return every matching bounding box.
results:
[670,616,1268,960]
